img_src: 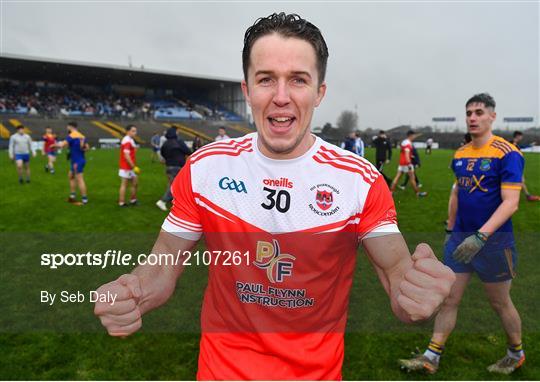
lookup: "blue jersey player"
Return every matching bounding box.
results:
[57,121,89,205]
[400,93,525,375]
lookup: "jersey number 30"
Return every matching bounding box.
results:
[261,187,291,213]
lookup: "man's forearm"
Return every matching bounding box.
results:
[132,231,195,314]
[447,186,458,230]
[132,262,180,315]
[363,234,415,323]
[385,246,417,324]
[479,199,519,236]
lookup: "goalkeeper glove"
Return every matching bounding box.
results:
[452,232,488,264]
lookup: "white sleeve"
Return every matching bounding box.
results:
[8,136,14,157]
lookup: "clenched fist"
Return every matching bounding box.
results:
[397,244,456,322]
[94,274,143,337]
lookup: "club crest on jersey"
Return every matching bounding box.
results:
[308,184,340,216]
[316,190,333,210]
[254,239,295,283]
[480,159,491,171]
[219,176,247,193]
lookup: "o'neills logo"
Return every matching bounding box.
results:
[263,177,294,188]
[309,183,340,216]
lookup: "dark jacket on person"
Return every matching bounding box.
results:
[160,127,191,167]
[411,146,421,166]
[342,137,357,153]
[373,136,392,162]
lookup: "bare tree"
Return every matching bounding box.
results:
[336,110,358,135]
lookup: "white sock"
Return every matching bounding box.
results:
[507,348,524,360]
[423,349,440,363]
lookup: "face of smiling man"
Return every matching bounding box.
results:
[241,33,327,159]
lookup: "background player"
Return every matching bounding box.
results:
[390,130,427,197]
[118,125,140,207]
[42,126,57,174]
[155,127,191,211]
[8,125,35,184]
[399,144,422,190]
[426,137,434,154]
[355,130,365,157]
[150,131,161,163]
[56,121,89,205]
[399,93,525,375]
[94,13,455,380]
[372,130,392,185]
[510,131,539,202]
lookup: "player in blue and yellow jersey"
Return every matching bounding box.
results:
[42,127,57,174]
[56,121,89,205]
[400,93,525,375]
[511,131,540,202]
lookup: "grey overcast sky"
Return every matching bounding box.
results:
[2,1,538,130]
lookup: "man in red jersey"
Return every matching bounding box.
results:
[95,13,454,380]
[42,127,57,174]
[118,125,140,207]
[390,130,427,197]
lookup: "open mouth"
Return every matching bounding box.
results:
[267,116,296,129]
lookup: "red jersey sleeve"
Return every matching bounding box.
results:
[357,175,399,241]
[161,159,203,241]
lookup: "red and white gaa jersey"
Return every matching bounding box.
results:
[119,136,137,170]
[399,138,413,166]
[161,133,399,380]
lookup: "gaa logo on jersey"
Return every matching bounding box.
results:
[254,239,295,283]
[219,176,247,193]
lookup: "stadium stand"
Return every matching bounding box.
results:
[0,54,253,148]
[0,117,249,147]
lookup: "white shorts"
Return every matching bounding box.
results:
[119,169,137,179]
[398,164,414,173]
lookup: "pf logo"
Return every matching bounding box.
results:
[316,190,333,211]
[219,176,247,193]
[254,239,295,283]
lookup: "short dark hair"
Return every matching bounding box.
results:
[407,130,415,137]
[242,12,329,85]
[67,121,78,128]
[513,131,523,138]
[16,125,24,130]
[379,130,385,135]
[126,124,136,132]
[466,93,496,109]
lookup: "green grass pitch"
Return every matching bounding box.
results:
[0,145,538,380]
